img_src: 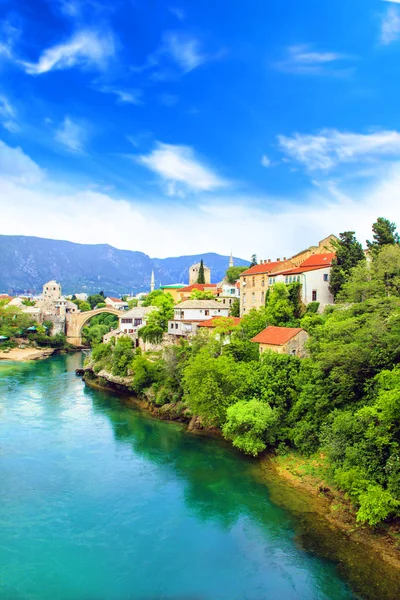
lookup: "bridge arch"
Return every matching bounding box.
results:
[66,307,121,346]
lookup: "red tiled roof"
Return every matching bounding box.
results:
[251,326,304,346]
[107,297,126,303]
[240,261,281,276]
[179,284,221,295]
[198,317,242,328]
[300,253,335,268]
[0,294,11,299]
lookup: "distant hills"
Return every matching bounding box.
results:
[0,235,248,295]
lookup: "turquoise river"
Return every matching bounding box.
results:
[1,353,400,600]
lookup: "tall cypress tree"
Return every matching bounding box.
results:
[197,260,206,284]
[367,217,399,256]
[329,231,364,300]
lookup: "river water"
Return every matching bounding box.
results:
[0,353,398,600]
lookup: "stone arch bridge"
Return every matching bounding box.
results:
[66,307,120,346]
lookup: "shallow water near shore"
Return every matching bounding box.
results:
[0,353,399,600]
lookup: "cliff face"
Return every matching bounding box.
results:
[0,235,248,295]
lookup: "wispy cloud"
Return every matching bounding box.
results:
[132,31,210,81]
[0,95,18,133]
[0,18,21,60]
[159,92,179,106]
[381,5,400,44]
[278,129,400,171]
[20,29,115,75]
[261,155,271,168]
[169,7,185,21]
[0,140,44,184]
[97,85,143,105]
[136,142,228,195]
[275,44,352,76]
[55,117,86,152]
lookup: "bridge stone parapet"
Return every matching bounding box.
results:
[66,307,121,346]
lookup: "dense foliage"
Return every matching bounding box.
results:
[87,217,400,527]
[82,313,118,346]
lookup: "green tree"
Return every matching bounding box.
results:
[249,254,258,267]
[288,281,305,320]
[222,400,279,456]
[367,217,399,256]
[329,231,365,299]
[87,294,105,309]
[0,306,34,337]
[230,298,240,317]
[79,301,91,312]
[189,289,215,300]
[265,283,295,326]
[112,336,134,377]
[197,259,206,284]
[225,266,248,284]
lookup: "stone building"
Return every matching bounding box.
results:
[251,326,309,358]
[239,235,338,314]
[189,262,211,285]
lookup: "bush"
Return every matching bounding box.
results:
[222,399,279,456]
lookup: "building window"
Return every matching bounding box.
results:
[243,294,246,304]
[323,274,329,282]
[252,292,255,304]
[175,323,178,329]
[285,276,288,284]
[261,291,265,303]
[205,310,210,316]
[252,277,255,287]
[289,276,292,283]
[297,275,301,282]
[243,277,246,286]
[261,277,265,287]
[312,290,318,301]
[170,323,174,329]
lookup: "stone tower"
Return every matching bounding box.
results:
[43,280,62,301]
[150,270,155,293]
[189,262,211,285]
[229,251,234,268]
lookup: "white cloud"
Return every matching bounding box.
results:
[55,117,86,152]
[0,95,15,119]
[133,31,208,80]
[2,162,400,260]
[0,140,44,184]
[261,155,271,168]
[381,6,400,44]
[136,142,228,194]
[163,32,205,73]
[278,129,400,171]
[97,86,143,105]
[275,44,351,76]
[21,29,115,75]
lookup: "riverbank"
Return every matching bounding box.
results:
[83,366,400,583]
[0,347,56,361]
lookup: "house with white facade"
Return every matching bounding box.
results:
[102,306,155,345]
[272,253,335,308]
[168,300,230,339]
[105,297,129,310]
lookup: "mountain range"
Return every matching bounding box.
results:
[0,235,248,295]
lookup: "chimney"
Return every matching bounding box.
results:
[283,257,287,261]
[268,259,271,263]
[277,258,280,262]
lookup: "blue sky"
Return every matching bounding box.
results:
[1,0,400,258]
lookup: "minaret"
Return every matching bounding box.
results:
[150,270,155,293]
[229,251,234,268]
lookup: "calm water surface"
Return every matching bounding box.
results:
[0,353,391,600]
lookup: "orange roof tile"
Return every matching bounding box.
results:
[300,253,335,268]
[107,297,126,303]
[198,317,242,328]
[240,261,281,276]
[251,326,304,346]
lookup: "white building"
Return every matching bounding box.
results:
[105,297,129,310]
[272,253,335,308]
[168,299,230,338]
[102,306,155,345]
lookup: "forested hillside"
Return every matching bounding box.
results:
[87,217,400,527]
